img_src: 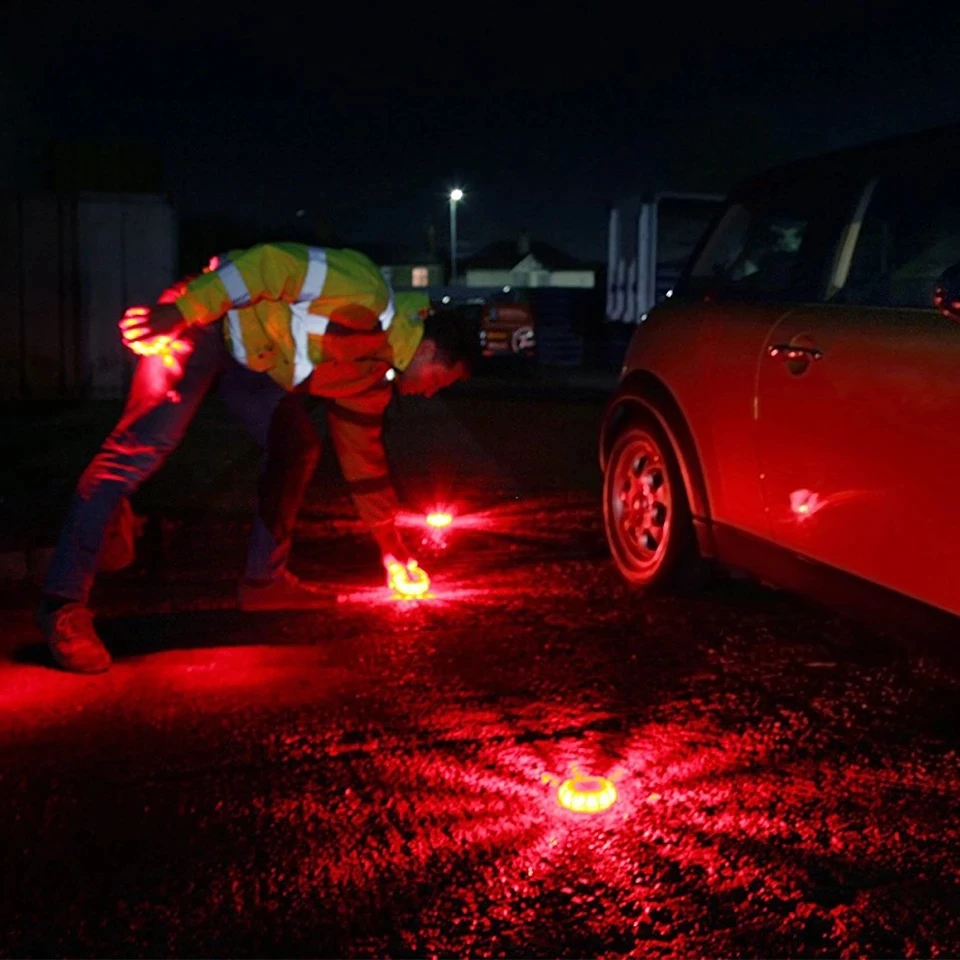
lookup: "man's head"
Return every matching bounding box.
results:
[396,303,480,398]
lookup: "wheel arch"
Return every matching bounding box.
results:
[600,371,716,557]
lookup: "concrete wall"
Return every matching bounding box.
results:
[78,194,177,398]
[0,192,176,401]
[548,271,596,289]
[465,269,512,288]
[465,268,595,289]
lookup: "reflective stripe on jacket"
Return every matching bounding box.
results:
[173,243,427,529]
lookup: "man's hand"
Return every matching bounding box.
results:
[383,554,431,598]
[119,304,186,352]
[119,304,190,369]
[372,522,430,595]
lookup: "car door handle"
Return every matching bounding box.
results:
[768,344,823,362]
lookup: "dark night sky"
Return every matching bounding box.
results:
[4,1,960,262]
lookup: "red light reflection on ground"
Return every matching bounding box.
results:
[395,497,594,546]
[263,710,632,904]
[0,646,322,722]
[336,584,486,607]
[396,508,460,551]
[396,508,458,532]
[262,704,914,947]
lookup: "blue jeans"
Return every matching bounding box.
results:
[44,323,321,602]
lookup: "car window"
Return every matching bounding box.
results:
[839,171,960,309]
[692,203,808,289]
[684,177,851,303]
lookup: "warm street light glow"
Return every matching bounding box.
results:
[557,775,618,814]
[450,188,464,202]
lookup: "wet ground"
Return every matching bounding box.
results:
[2,382,960,957]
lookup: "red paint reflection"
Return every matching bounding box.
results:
[784,487,874,528]
[790,488,822,520]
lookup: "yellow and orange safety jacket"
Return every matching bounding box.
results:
[172,243,428,541]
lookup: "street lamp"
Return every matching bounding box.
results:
[449,188,464,285]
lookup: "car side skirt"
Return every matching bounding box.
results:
[713,523,960,641]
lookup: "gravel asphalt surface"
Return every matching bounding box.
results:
[2,384,959,957]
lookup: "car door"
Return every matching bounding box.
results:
[679,172,858,539]
[755,166,960,615]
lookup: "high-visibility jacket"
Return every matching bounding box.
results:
[172,243,428,537]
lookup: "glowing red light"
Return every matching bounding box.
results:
[126,334,191,370]
[425,512,453,529]
[557,775,618,814]
[387,559,431,598]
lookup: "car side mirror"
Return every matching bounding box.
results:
[933,262,960,320]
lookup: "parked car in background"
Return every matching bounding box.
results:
[431,291,536,370]
[480,297,535,360]
[600,124,960,625]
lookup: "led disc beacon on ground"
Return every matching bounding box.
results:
[557,775,618,813]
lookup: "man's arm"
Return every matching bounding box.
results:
[121,244,315,352]
[175,242,312,326]
[121,245,394,355]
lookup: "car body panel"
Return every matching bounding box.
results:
[756,303,960,615]
[603,124,960,622]
[619,301,787,539]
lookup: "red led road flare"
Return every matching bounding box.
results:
[128,336,191,369]
[387,559,431,598]
[425,512,453,529]
[557,775,618,814]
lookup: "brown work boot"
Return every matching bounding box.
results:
[238,569,329,611]
[37,602,112,674]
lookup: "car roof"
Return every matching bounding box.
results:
[734,122,960,198]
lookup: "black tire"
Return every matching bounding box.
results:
[602,413,701,590]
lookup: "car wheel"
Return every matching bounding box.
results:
[603,415,700,590]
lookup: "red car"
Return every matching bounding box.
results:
[600,125,960,624]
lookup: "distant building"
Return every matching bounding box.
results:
[357,236,444,291]
[381,260,444,290]
[464,233,596,290]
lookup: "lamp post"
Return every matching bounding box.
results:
[449,188,464,285]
